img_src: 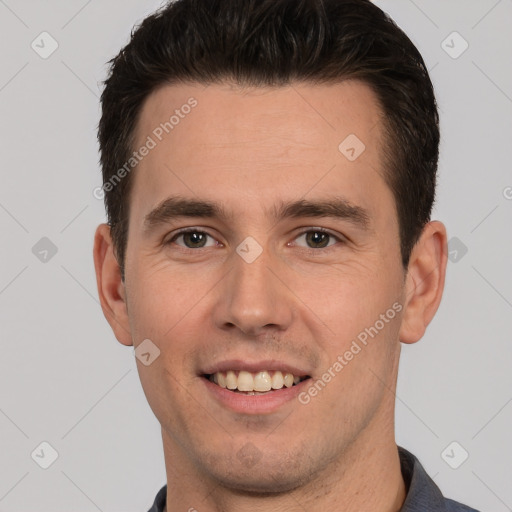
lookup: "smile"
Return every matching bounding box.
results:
[205,370,310,394]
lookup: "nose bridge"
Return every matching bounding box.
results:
[214,239,293,335]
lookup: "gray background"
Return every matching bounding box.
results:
[0,0,510,511]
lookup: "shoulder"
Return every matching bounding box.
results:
[146,484,167,512]
[398,446,480,512]
[444,497,480,512]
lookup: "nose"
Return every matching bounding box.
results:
[212,242,294,337]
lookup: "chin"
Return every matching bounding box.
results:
[197,446,319,495]
[212,467,306,495]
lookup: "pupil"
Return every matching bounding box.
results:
[185,232,206,248]
[307,231,329,248]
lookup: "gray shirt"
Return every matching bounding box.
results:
[147,446,479,511]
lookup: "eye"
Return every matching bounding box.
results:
[292,228,342,250]
[165,227,344,251]
[167,229,218,249]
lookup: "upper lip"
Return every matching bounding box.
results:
[201,359,311,377]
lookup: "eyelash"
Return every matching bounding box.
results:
[165,227,345,253]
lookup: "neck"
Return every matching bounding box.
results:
[161,414,406,512]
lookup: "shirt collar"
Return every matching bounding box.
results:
[398,445,447,511]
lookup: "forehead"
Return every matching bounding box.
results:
[136,80,382,151]
[129,80,391,229]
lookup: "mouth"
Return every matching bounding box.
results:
[202,370,311,395]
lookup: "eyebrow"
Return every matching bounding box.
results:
[142,195,370,233]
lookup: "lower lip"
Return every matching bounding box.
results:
[202,377,311,414]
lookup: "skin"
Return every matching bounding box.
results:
[93,80,447,512]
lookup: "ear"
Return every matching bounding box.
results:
[399,221,448,344]
[93,223,133,346]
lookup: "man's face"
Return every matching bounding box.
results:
[119,81,408,491]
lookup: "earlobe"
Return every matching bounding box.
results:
[93,223,133,346]
[399,221,448,344]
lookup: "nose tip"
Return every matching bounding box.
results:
[228,320,279,338]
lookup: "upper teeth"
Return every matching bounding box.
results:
[210,370,301,392]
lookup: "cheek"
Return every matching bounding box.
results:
[307,306,402,432]
[127,259,209,341]
[295,261,401,333]
[127,267,203,428]
[126,262,212,395]
[297,264,403,389]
